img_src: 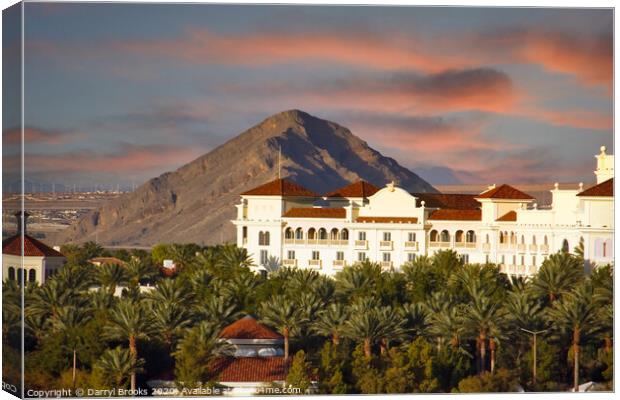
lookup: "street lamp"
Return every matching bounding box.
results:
[520,328,548,387]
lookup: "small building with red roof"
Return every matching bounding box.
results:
[2,211,66,284]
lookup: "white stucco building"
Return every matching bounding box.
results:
[2,212,66,284]
[232,147,614,277]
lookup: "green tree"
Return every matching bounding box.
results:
[97,263,128,296]
[318,341,350,394]
[260,295,306,359]
[103,299,154,390]
[286,350,316,394]
[546,281,601,392]
[456,368,518,392]
[313,303,349,345]
[531,252,584,303]
[95,346,144,388]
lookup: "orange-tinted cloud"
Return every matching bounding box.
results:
[3,126,76,145]
[9,144,205,174]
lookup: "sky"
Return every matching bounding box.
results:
[2,3,614,190]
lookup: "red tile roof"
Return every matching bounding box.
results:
[413,193,480,210]
[476,184,534,200]
[577,178,613,197]
[2,235,64,257]
[496,210,517,222]
[324,181,379,198]
[428,209,482,221]
[219,316,283,340]
[283,207,346,219]
[240,178,318,197]
[356,216,418,223]
[210,357,290,383]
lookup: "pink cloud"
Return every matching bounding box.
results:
[3,126,78,145]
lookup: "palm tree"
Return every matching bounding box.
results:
[145,278,193,308]
[27,279,72,319]
[220,272,261,311]
[546,281,601,392]
[216,245,254,270]
[95,346,145,388]
[428,305,465,351]
[531,252,584,303]
[53,264,94,293]
[260,295,306,359]
[50,306,92,387]
[462,284,506,374]
[125,258,158,288]
[169,244,197,271]
[97,263,128,296]
[376,305,406,354]
[103,299,155,391]
[312,303,349,345]
[400,302,430,340]
[342,308,386,358]
[173,321,234,388]
[151,302,193,350]
[264,255,281,275]
[194,295,243,328]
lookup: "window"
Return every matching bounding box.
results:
[382,252,391,262]
[430,230,438,242]
[461,254,469,264]
[408,232,416,242]
[258,231,270,246]
[512,255,516,265]
[532,256,537,266]
[358,231,366,241]
[358,252,367,261]
[407,253,416,262]
[318,228,328,240]
[312,251,320,260]
[260,250,268,265]
[8,267,15,281]
[287,250,295,260]
[336,251,344,261]
[284,228,293,239]
[29,269,36,283]
[295,228,303,239]
[341,229,349,240]
[243,226,248,240]
[466,231,476,243]
[562,239,569,253]
[485,255,489,264]
[440,230,450,242]
[603,241,607,257]
[520,256,525,266]
[501,255,505,264]
[383,232,391,241]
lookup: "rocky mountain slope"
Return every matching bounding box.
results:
[57,110,436,246]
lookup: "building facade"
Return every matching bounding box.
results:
[232,147,614,277]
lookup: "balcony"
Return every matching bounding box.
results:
[429,241,450,248]
[380,261,393,270]
[355,240,368,249]
[482,243,491,252]
[404,241,418,251]
[308,259,322,268]
[333,260,346,269]
[517,244,527,253]
[540,244,549,254]
[455,241,476,249]
[379,241,393,250]
[529,244,538,253]
[499,264,537,276]
[317,239,330,246]
[498,243,511,251]
[284,239,349,246]
[282,259,297,267]
[331,240,349,246]
[284,238,295,245]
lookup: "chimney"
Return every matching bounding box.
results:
[14,211,30,236]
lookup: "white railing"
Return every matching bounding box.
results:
[517,244,527,253]
[540,244,549,254]
[333,260,346,269]
[455,242,477,249]
[482,243,491,252]
[529,244,538,253]
[499,264,537,276]
[355,240,368,249]
[308,260,322,268]
[284,239,349,246]
[284,238,294,245]
[380,261,393,269]
[282,259,297,267]
[498,243,511,251]
[429,241,450,248]
[379,241,393,250]
[404,241,418,251]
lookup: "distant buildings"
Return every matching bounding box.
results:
[233,147,613,277]
[2,211,66,284]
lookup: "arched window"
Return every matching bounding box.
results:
[440,230,450,243]
[8,267,15,281]
[17,268,23,285]
[532,236,537,245]
[520,235,525,244]
[562,239,569,253]
[604,239,613,258]
[318,228,328,240]
[258,231,270,246]
[295,228,303,240]
[510,232,516,245]
[341,229,349,240]
[544,235,548,245]
[430,230,438,242]
[28,269,36,283]
[455,230,464,243]
[264,231,270,246]
[285,228,294,239]
[330,228,339,240]
[308,228,317,240]
[466,230,476,243]
[499,232,504,243]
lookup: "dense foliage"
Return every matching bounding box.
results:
[2,242,613,394]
